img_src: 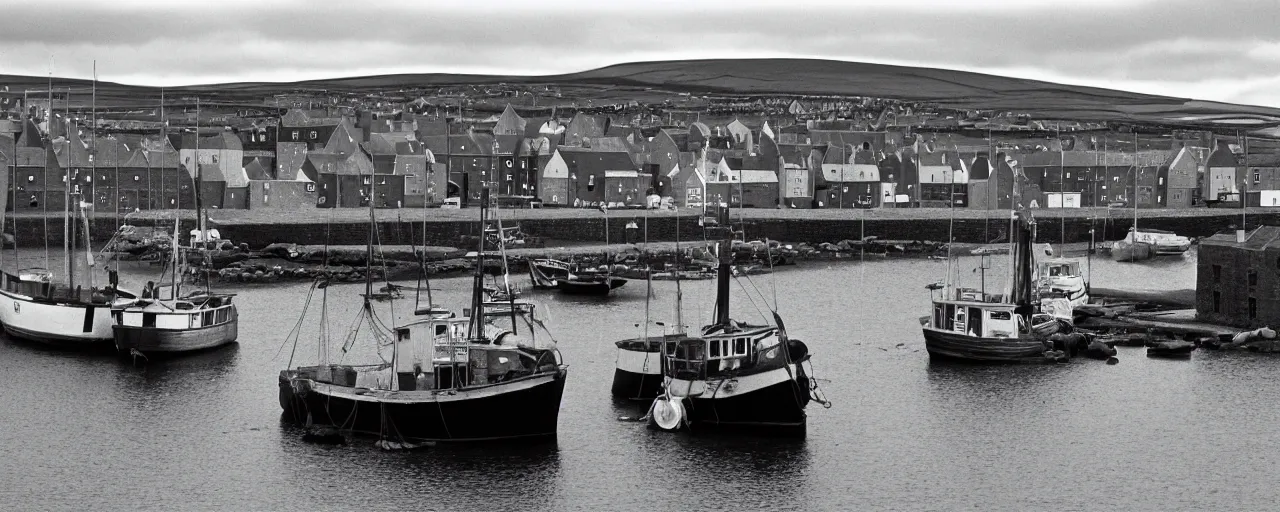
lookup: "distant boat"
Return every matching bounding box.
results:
[921,211,1069,362]
[555,267,627,296]
[1035,245,1089,309]
[528,258,569,289]
[1129,228,1191,256]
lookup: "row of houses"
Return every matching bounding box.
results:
[0,100,1268,213]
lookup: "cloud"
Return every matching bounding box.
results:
[1,0,1279,106]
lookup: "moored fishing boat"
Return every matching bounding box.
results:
[922,211,1070,362]
[646,207,825,436]
[1035,246,1090,309]
[1130,228,1192,255]
[0,180,134,347]
[279,186,567,444]
[555,267,627,296]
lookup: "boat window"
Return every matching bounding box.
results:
[709,340,721,358]
[436,324,448,336]
[143,313,156,328]
[734,337,748,355]
[397,328,409,341]
[990,311,1011,320]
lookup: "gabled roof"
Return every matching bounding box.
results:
[179,132,245,152]
[555,149,636,176]
[276,142,309,181]
[493,105,526,135]
[393,154,428,176]
[281,109,344,127]
[243,157,273,180]
[303,149,376,177]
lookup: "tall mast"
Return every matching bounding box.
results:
[163,91,177,299]
[63,90,72,287]
[468,186,489,340]
[674,207,684,334]
[711,205,732,327]
[195,98,204,240]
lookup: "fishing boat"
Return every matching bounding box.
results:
[0,142,135,346]
[646,207,823,436]
[112,221,238,354]
[528,258,570,289]
[555,267,627,296]
[279,186,567,444]
[1130,228,1192,256]
[921,211,1069,362]
[1034,245,1089,309]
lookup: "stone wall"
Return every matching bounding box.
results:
[17,209,1280,249]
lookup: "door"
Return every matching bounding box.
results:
[952,307,967,334]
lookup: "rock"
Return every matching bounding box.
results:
[1084,339,1118,360]
[1106,357,1119,365]
[1147,340,1196,358]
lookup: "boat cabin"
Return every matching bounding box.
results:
[929,300,1021,338]
[114,294,236,330]
[2,268,127,304]
[391,305,557,392]
[664,325,781,381]
[1038,260,1081,280]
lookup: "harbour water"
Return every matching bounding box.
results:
[3,248,1279,511]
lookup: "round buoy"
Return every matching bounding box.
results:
[648,396,685,431]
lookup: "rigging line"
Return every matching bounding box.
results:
[279,280,320,365]
[731,275,771,325]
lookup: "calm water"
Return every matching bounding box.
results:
[3,247,1278,511]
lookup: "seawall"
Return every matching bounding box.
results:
[9,208,1270,249]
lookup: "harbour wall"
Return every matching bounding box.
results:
[10,210,1271,249]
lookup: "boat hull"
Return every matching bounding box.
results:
[922,327,1047,362]
[0,289,115,347]
[281,370,567,443]
[1152,243,1191,256]
[666,365,809,436]
[612,345,663,400]
[114,318,238,353]
[556,278,626,296]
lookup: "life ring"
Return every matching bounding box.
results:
[648,395,685,431]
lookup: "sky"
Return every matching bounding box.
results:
[3,0,1280,106]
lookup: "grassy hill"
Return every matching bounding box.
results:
[4,58,1279,129]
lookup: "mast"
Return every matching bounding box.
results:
[711,205,732,327]
[468,186,490,340]
[195,98,205,242]
[63,91,72,287]
[163,91,177,299]
[674,207,684,334]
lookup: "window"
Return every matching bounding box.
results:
[291,130,299,140]
[1255,172,1261,184]
[309,131,317,140]
[1250,297,1258,319]
[1213,264,1222,282]
[1214,291,1222,313]
[1249,271,1257,286]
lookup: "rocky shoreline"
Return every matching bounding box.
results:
[158,237,957,285]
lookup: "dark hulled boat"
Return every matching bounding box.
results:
[646,207,823,436]
[555,268,627,296]
[922,211,1065,362]
[280,186,567,444]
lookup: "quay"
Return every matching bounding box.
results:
[12,206,1279,249]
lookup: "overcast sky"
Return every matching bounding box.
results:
[4,0,1280,106]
